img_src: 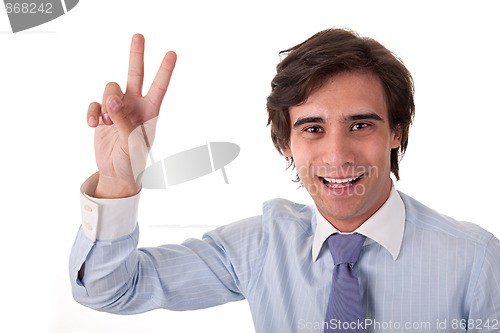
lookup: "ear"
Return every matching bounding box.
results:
[282,144,293,158]
[391,125,403,149]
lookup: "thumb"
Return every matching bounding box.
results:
[106,95,134,136]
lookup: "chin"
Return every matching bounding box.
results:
[319,198,366,221]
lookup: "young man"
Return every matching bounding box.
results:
[70,29,500,332]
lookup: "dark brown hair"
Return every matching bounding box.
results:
[266,28,415,180]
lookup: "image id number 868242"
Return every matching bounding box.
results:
[5,2,53,14]
[451,319,499,330]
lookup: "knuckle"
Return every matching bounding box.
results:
[160,62,174,74]
[88,102,101,114]
[105,81,120,90]
[128,68,143,77]
[151,80,167,94]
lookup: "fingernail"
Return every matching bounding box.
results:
[109,98,123,112]
[103,113,113,125]
[88,116,96,126]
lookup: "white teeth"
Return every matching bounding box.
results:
[321,176,361,189]
[323,177,357,184]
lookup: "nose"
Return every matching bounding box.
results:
[320,131,355,168]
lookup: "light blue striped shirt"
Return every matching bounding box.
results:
[70,185,500,332]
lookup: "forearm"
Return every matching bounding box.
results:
[70,174,256,314]
[69,225,247,314]
[70,173,145,313]
[70,226,143,314]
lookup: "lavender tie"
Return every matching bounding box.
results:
[324,233,366,333]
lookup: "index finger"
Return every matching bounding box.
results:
[146,51,177,109]
[126,34,145,96]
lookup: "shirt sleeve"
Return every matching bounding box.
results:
[467,235,500,332]
[79,172,140,242]
[69,173,265,315]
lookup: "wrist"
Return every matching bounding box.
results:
[94,175,141,199]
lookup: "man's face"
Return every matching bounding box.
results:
[283,71,401,232]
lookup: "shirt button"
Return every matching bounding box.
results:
[84,204,93,212]
[85,223,93,231]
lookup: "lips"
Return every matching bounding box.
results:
[320,175,363,189]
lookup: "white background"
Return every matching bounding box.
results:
[1,1,499,332]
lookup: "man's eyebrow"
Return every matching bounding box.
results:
[293,113,383,127]
[293,117,325,128]
[346,113,384,122]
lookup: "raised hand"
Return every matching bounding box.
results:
[86,34,177,198]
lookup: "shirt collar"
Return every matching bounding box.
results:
[312,186,405,262]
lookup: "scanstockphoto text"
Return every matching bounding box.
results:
[297,318,500,331]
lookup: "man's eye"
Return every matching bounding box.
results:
[352,123,369,131]
[304,126,323,133]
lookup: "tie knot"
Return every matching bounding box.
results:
[327,233,366,265]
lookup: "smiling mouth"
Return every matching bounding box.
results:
[320,175,363,188]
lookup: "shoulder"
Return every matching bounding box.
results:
[262,198,315,236]
[205,198,315,252]
[204,198,314,241]
[398,191,494,247]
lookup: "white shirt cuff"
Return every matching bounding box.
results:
[79,172,140,242]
